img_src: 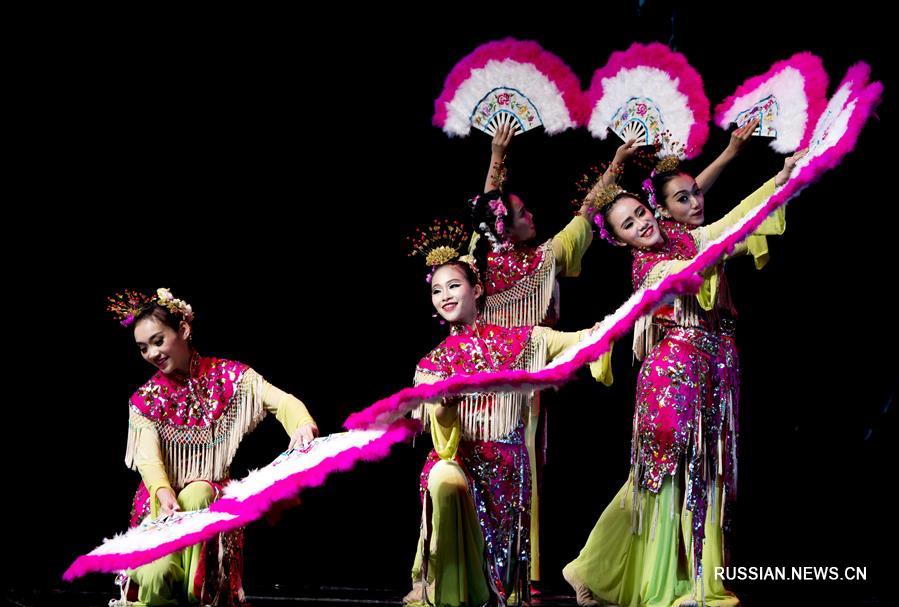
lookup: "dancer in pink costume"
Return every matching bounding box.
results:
[477,121,638,587]
[402,220,614,607]
[563,149,805,607]
[107,288,319,607]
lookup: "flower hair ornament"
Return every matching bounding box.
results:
[107,288,195,327]
[470,192,513,254]
[407,218,473,282]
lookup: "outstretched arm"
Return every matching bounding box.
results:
[262,380,319,450]
[533,326,615,386]
[695,118,759,194]
[702,148,807,242]
[484,122,514,193]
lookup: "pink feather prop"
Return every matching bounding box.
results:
[433,37,587,135]
[585,42,710,158]
[62,420,418,580]
[714,52,829,152]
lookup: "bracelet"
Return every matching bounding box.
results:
[490,159,508,189]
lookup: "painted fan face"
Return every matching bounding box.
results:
[471,87,542,136]
[610,97,662,146]
[714,53,829,153]
[735,95,779,138]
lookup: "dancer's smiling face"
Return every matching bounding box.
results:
[430,263,483,325]
[660,173,705,225]
[134,312,192,375]
[507,194,537,242]
[606,195,664,248]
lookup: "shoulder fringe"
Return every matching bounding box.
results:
[483,241,557,327]
[125,370,268,487]
[412,329,547,442]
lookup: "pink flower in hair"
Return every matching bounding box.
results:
[642,177,658,210]
[593,213,617,245]
[488,199,508,217]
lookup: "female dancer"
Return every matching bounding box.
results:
[477,121,639,327]
[402,220,614,607]
[563,149,805,607]
[476,123,638,585]
[107,288,318,607]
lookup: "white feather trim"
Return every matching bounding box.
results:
[795,87,856,173]
[717,67,810,153]
[444,60,575,136]
[588,66,694,158]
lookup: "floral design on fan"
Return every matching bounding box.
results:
[472,89,539,132]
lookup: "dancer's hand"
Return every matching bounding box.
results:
[157,487,180,517]
[600,137,639,188]
[725,118,759,156]
[775,148,808,187]
[613,137,640,165]
[491,121,514,158]
[289,422,319,450]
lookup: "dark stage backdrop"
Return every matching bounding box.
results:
[8,4,896,605]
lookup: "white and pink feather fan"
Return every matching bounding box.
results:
[790,62,880,175]
[63,421,419,580]
[433,38,587,137]
[586,42,710,159]
[715,53,829,153]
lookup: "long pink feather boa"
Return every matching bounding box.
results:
[346,64,882,432]
[62,419,419,580]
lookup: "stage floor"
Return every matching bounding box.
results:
[4,586,895,607]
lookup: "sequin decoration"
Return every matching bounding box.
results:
[128,480,245,606]
[485,243,547,295]
[416,321,531,378]
[419,427,530,599]
[631,325,740,579]
[129,354,249,427]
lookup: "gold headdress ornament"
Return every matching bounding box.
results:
[407,218,470,268]
[107,287,195,327]
[654,154,681,174]
[589,183,630,214]
[652,130,687,164]
[642,135,687,213]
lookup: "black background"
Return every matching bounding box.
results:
[7,3,896,605]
